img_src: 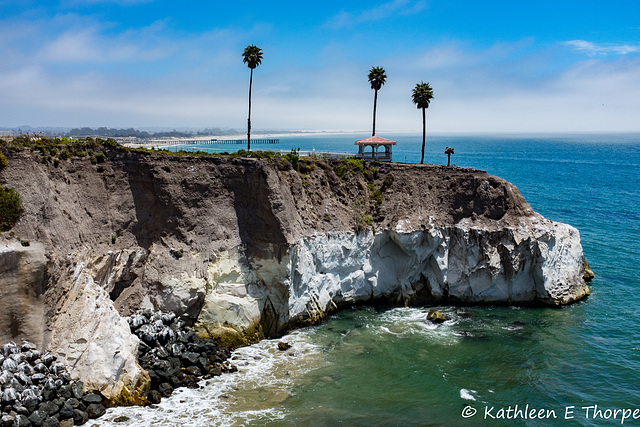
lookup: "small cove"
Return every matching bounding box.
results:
[97,133,640,426]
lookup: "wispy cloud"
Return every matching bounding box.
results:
[60,0,153,6]
[325,0,427,29]
[1,4,639,132]
[38,24,174,63]
[564,40,640,56]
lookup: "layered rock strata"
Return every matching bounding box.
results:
[0,147,591,404]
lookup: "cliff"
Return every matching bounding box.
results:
[0,145,591,403]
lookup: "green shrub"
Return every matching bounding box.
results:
[170,248,184,259]
[344,158,364,174]
[0,152,8,171]
[333,158,365,179]
[101,138,118,148]
[111,235,117,244]
[95,152,107,163]
[0,186,23,231]
[285,149,300,171]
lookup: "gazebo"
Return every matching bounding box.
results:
[354,136,396,162]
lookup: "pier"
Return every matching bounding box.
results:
[215,138,279,144]
[125,137,280,146]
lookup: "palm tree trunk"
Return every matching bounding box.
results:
[447,153,451,167]
[247,68,253,151]
[420,107,426,164]
[372,89,378,136]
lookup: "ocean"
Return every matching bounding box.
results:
[97,133,640,426]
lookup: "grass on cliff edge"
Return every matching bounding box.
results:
[1,135,370,175]
[2,135,117,166]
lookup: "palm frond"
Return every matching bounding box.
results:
[242,45,263,69]
[412,82,434,109]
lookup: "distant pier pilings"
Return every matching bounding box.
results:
[215,138,279,145]
[134,138,280,146]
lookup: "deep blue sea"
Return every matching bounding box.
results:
[99,133,640,426]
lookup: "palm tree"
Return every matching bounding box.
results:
[445,146,454,166]
[368,66,387,136]
[242,44,263,151]
[412,82,434,164]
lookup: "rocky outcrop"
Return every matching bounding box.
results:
[0,146,591,403]
[196,219,589,342]
[44,251,149,405]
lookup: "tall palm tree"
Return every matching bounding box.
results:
[368,66,386,136]
[412,82,434,164]
[242,44,263,151]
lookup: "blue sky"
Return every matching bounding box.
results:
[1,0,639,132]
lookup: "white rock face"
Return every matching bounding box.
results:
[197,220,590,337]
[45,253,149,404]
[194,248,264,344]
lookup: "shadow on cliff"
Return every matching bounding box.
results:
[120,154,183,249]
[222,159,291,336]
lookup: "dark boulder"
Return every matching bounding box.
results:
[147,390,161,405]
[12,414,31,426]
[71,409,88,426]
[70,382,83,400]
[85,403,105,420]
[36,401,59,417]
[158,383,173,398]
[1,413,15,427]
[79,394,101,406]
[427,310,447,324]
[27,411,47,427]
[207,365,222,377]
[181,352,200,366]
[277,342,292,351]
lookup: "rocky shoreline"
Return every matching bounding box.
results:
[1,311,236,426]
[1,341,106,427]
[127,310,236,404]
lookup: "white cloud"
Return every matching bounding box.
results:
[325,0,427,29]
[1,10,639,132]
[564,40,640,56]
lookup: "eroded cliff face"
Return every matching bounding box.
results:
[0,147,590,402]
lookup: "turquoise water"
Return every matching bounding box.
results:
[100,134,640,426]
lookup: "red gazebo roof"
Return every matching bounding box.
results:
[355,136,396,145]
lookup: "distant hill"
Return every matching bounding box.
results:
[0,126,241,138]
[67,127,241,138]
